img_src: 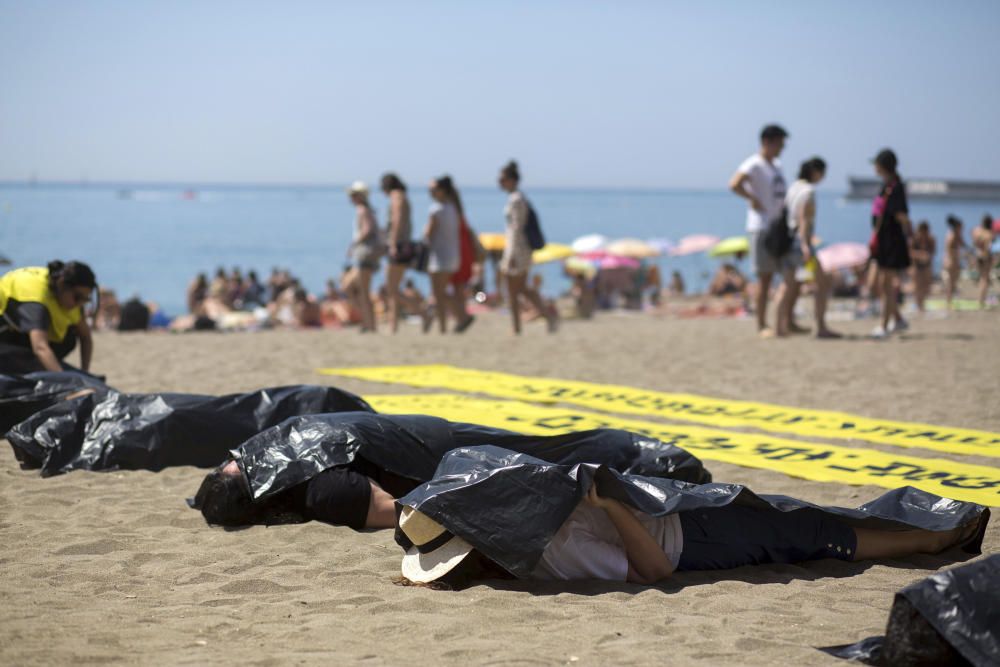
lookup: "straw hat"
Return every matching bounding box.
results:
[398,506,474,583]
[347,180,369,195]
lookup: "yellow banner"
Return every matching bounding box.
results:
[364,393,1000,507]
[322,365,1000,459]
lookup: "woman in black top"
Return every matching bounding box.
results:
[869,149,912,338]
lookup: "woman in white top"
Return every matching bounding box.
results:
[782,157,840,338]
[342,181,381,333]
[423,176,464,334]
[498,160,556,334]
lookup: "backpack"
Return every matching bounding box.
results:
[762,207,793,258]
[524,199,546,250]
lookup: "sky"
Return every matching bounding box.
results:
[1,1,998,190]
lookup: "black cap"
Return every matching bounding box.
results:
[872,148,898,173]
[760,124,789,141]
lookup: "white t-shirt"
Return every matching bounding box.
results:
[784,179,815,231]
[427,201,461,273]
[736,154,787,233]
[533,502,683,582]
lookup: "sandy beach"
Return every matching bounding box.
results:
[2,308,998,666]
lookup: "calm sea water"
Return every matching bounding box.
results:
[2,183,997,317]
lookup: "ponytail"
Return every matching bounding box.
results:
[435,175,465,217]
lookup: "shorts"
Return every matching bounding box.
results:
[350,244,383,272]
[676,503,857,571]
[390,242,417,266]
[750,231,779,276]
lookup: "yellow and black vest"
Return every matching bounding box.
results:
[0,267,82,343]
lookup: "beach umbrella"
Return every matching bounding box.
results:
[647,238,676,255]
[607,238,660,258]
[669,234,721,257]
[532,243,574,264]
[598,255,640,270]
[816,242,869,271]
[708,236,750,258]
[479,232,506,252]
[564,256,597,279]
[571,234,609,253]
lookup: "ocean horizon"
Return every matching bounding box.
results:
[4,181,998,318]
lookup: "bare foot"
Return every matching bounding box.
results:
[758,328,776,339]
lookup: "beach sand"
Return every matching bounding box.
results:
[2,308,998,666]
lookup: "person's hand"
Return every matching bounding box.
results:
[584,482,617,510]
[751,197,764,213]
[802,243,812,263]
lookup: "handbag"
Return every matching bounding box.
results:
[869,181,896,257]
[408,242,430,273]
[762,207,793,257]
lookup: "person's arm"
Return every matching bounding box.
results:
[76,315,93,372]
[360,207,376,240]
[28,329,62,372]
[728,171,763,211]
[798,197,815,262]
[364,481,396,529]
[584,484,674,584]
[423,209,438,243]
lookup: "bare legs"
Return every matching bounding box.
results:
[775,268,799,337]
[913,266,932,313]
[343,267,376,332]
[879,268,901,331]
[755,272,773,335]
[429,272,453,334]
[979,258,993,308]
[945,265,959,310]
[852,522,976,561]
[506,272,554,334]
[812,263,840,337]
[385,262,405,334]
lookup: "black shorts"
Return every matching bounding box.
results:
[676,503,857,571]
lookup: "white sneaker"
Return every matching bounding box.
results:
[870,325,889,339]
[889,316,909,333]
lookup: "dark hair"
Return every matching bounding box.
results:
[500,160,520,183]
[797,157,827,181]
[193,468,258,526]
[47,260,97,292]
[760,124,788,142]
[983,214,993,230]
[917,220,930,233]
[874,148,898,174]
[433,175,465,217]
[381,172,406,192]
[947,215,962,230]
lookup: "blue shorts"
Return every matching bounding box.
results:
[676,504,857,571]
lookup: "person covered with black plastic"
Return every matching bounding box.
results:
[0,260,98,374]
[191,412,712,531]
[7,384,373,475]
[393,446,989,589]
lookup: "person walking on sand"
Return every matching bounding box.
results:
[869,149,912,339]
[942,216,967,310]
[342,181,383,333]
[423,176,469,334]
[782,157,840,338]
[910,221,935,313]
[971,214,995,308]
[380,173,416,334]
[497,160,557,334]
[729,125,790,338]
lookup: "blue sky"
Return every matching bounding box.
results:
[1,1,998,189]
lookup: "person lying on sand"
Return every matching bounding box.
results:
[393,446,989,589]
[191,413,710,531]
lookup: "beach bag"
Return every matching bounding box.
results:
[408,242,430,273]
[451,216,476,286]
[762,207,793,257]
[524,199,546,250]
[869,181,895,258]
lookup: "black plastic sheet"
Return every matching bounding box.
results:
[395,445,989,578]
[6,385,373,475]
[235,413,711,501]
[0,371,110,433]
[821,554,999,666]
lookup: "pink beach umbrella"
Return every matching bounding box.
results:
[598,255,640,270]
[817,242,869,271]
[670,234,721,257]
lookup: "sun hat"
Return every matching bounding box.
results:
[398,506,474,583]
[347,180,369,195]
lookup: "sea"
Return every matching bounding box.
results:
[1,182,997,318]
